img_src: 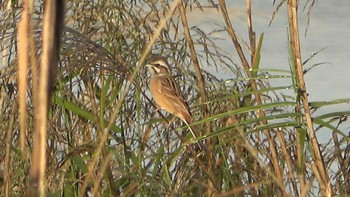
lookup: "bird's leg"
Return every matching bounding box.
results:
[152,107,176,128]
[166,116,176,128]
[153,106,161,113]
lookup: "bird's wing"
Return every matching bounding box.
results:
[160,75,191,114]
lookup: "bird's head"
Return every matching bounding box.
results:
[146,58,171,76]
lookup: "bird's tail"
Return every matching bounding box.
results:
[183,121,208,152]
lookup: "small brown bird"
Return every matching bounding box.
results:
[146,57,205,150]
[146,58,191,123]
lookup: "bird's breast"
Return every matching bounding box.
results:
[149,77,162,94]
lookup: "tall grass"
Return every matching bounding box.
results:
[1,0,349,196]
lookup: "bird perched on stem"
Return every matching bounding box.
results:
[146,57,206,151]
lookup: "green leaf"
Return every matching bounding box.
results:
[53,96,122,133]
[72,155,88,174]
[251,33,264,78]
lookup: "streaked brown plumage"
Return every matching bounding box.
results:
[146,57,206,151]
[146,58,192,124]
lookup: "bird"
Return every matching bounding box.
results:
[146,57,206,151]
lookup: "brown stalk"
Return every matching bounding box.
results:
[218,0,285,194]
[276,129,299,195]
[287,0,332,196]
[28,1,65,196]
[3,103,16,197]
[17,0,29,159]
[178,1,210,133]
[91,153,112,196]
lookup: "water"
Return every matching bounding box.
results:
[186,1,350,144]
[190,1,350,102]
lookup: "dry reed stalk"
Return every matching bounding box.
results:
[287,0,332,196]
[178,1,210,133]
[3,104,16,197]
[17,0,29,159]
[28,0,65,196]
[276,129,299,195]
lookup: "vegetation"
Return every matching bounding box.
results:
[1,0,349,196]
